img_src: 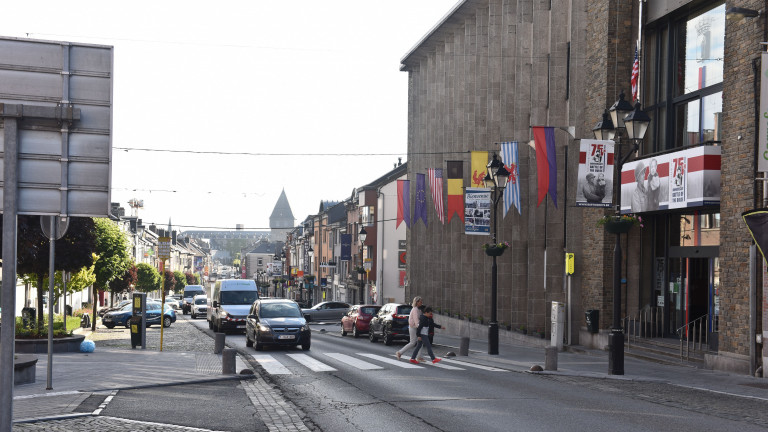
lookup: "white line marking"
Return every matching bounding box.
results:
[253,354,293,375]
[286,354,337,372]
[324,353,383,370]
[357,353,423,368]
[428,360,465,370]
[441,358,508,371]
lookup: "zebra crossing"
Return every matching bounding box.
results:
[250,351,508,376]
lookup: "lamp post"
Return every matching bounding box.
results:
[593,92,651,375]
[307,245,314,305]
[359,226,367,304]
[482,154,510,355]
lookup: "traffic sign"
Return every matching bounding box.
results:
[158,237,171,260]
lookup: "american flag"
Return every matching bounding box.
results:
[428,168,445,224]
[631,46,639,101]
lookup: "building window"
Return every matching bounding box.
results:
[361,206,375,225]
[643,2,724,154]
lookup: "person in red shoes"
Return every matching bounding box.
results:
[409,306,443,364]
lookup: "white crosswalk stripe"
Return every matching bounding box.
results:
[324,353,383,370]
[427,360,464,370]
[441,358,507,371]
[357,353,422,368]
[252,354,292,375]
[286,353,337,372]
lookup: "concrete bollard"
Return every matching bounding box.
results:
[545,346,558,371]
[459,337,470,356]
[214,332,225,354]
[222,348,236,374]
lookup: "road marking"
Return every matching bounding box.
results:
[286,354,337,372]
[253,354,293,375]
[428,360,464,370]
[441,358,507,371]
[357,353,422,368]
[324,353,383,370]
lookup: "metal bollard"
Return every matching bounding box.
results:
[222,348,236,374]
[545,346,558,371]
[214,332,225,354]
[459,337,470,356]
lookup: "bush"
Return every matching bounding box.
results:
[73,306,91,318]
[14,316,73,339]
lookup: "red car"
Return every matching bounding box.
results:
[340,304,382,338]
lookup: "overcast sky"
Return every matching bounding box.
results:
[2,0,458,232]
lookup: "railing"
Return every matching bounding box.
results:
[622,306,664,349]
[676,314,708,361]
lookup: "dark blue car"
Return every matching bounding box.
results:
[102,302,177,329]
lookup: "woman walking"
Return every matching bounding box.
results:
[395,296,423,361]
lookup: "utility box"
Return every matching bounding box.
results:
[131,293,147,349]
[551,302,565,350]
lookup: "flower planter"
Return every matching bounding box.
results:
[604,219,634,234]
[15,334,85,354]
[484,246,506,257]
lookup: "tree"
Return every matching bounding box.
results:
[184,271,198,285]
[161,270,176,295]
[111,264,138,296]
[173,270,186,293]
[92,218,131,330]
[135,263,159,293]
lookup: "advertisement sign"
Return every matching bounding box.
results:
[464,188,491,235]
[575,140,614,207]
[620,145,720,213]
[760,51,768,172]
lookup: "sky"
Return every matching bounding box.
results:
[1,0,458,232]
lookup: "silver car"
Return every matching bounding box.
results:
[301,302,350,322]
[191,295,208,319]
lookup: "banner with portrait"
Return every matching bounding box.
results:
[464,188,491,235]
[575,139,614,207]
[620,145,721,214]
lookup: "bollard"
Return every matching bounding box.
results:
[545,346,558,371]
[222,348,236,374]
[214,332,225,354]
[459,337,470,356]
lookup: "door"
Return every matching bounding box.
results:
[666,251,718,336]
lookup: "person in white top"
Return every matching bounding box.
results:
[395,296,423,361]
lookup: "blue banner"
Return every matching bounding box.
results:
[340,234,352,261]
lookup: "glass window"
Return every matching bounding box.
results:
[675,99,700,147]
[676,5,725,97]
[701,92,722,142]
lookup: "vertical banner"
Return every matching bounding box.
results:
[397,179,411,228]
[464,187,491,235]
[533,126,558,207]
[428,168,445,224]
[759,51,768,172]
[414,173,428,226]
[340,234,352,261]
[471,151,488,187]
[501,142,521,216]
[446,161,465,224]
[575,139,614,207]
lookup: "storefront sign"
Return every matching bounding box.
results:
[620,145,721,214]
[575,139,614,207]
[759,51,768,172]
[464,188,491,235]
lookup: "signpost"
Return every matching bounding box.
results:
[158,237,171,351]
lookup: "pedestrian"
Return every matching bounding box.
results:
[395,296,423,361]
[410,306,443,364]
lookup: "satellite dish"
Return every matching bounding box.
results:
[40,216,70,240]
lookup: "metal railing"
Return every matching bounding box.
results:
[676,314,708,361]
[622,306,664,349]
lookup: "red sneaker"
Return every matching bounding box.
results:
[409,359,419,365]
[432,358,442,364]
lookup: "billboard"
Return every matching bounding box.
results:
[0,37,113,217]
[575,139,614,208]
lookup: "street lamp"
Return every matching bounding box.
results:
[359,226,367,304]
[600,94,651,375]
[307,245,314,305]
[482,153,510,355]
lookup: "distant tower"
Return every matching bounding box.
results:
[269,189,295,241]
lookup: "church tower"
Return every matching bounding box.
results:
[269,189,295,242]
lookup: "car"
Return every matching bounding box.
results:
[182,285,206,315]
[301,301,350,323]
[208,279,259,333]
[101,302,176,329]
[369,303,413,345]
[245,299,310,351]
[341,304,382,338]
[191,295,208,319]
[165,297,180,310]
[98,299,131,318]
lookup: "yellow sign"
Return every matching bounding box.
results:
[565,253,575,275]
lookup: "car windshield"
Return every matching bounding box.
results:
[194,298,207,305]
[260,303,302,318]
[220,290,258,305]
[184,290,204,298]
[119,304,132,312]
[396,305,413,315]
[360,307,378,315]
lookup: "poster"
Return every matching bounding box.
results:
[464,188,491,235]
[575,139,614,207]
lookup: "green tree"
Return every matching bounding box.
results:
[161,270,176,295]
[92,218,131,330]
[135,263,159,293]
[173,270,186,293]
[111,264,138,296]
[184,271,198,285]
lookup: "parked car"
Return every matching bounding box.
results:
[369,303,413,345]
[102,302,176,329]
[182,285,206,315]
[191,295,208,319]
[341,304,382,338]
[98,299,131,318]
[301,301,350,322]
[245,299,310,351]
[165,297,180,310]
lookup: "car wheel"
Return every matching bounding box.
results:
[352,325,360,338]
[163,316,171,328]
[302,342,310,351]
[105,324,115,329]
[369,328,378,343]
[383,327,393,346]
[341,322,347,337]
[245,333,253,347]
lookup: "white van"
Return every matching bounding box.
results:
[207,279,258,333]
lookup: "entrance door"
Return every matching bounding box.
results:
[666,247,718,336]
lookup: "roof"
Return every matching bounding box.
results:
[270,189,295,224]
[400,0,476,71]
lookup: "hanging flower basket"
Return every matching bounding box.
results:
[482,241,509,257]
[597,214,643,234]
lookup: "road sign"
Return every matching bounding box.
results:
[565,253,575,275]
[158,237,171,260]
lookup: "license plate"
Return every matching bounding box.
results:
[236,325,245,329]
[278,335,295,340]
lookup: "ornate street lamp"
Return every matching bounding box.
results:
[358,226,367,304]
[483,153,510,355]
[592,110,616,141]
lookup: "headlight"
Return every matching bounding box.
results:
[258,324,271,332]
[221,311,229,318]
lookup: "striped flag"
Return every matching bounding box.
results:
[446,161,464,224]
[397,179,410,228]
[500,142,521,216]
[428,168,445,224]
[631,46,639,101]
[533,126,558,208]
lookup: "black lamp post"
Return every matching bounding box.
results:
[482,153,510,355]
[595,93,650,375]
[359,226,367,304]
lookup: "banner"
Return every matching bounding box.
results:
[340,234,352,261]
[620,145,720,213]
[575,139,614,208]
[414,173,428,226]
[760,51,768,172]
[464,187,491,235]
[501,142,521,216]
[397,179,410,228]
[470,151,488,187]
[533,126,557,207]
[446,160,465,224]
